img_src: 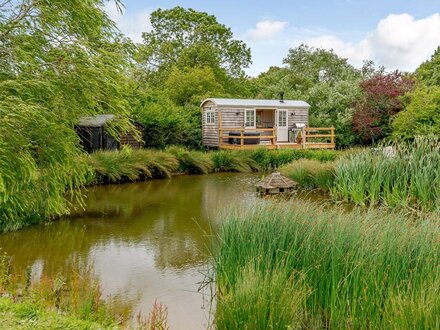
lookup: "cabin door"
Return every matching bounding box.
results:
[276,109,288,142]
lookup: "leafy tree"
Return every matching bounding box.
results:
[392,85,440,139]
[0,0,132,228]
[416,47,440,86]
[164,66,224,106]
[282,44,360,91]
[139,6,251,79]
[352,71,415,144]
[254,45,363,147]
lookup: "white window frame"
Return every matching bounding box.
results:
[205,109,215,125]
[244,109,256,129]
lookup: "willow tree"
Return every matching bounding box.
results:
[0,0,133,230]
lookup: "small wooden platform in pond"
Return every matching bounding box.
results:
[255,172,297,195]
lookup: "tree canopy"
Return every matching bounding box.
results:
[138,6,252,78]
[416,47,440,86]
[352,71,415,143]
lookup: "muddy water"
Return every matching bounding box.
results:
[0,173,328,329]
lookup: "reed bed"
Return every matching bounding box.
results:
[279,159,335,191]
[213,201,440,329]
[333,136,440,211]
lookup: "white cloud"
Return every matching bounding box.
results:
[104,2,153,43]
[305,13,440,71]
[247,20,288,40]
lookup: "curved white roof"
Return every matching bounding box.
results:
[201,98,310,108]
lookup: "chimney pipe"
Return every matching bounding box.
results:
[279,91,285,103]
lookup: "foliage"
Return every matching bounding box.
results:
[279,159,335,191]
[416,46,440,86]
[352,71,415,144]
[0,0,133,230]
[254,45,364,147]
[164,66,225,106]
[132,90,202,149]
[139,6,251,79]
[282,44,360,89]
[87,147,179,183]
[333,136,440,210]
[214,201,440,329]
[211,150,260,173]
[215,264,307,330]
[392,85,440,139]
[250,148,340,170]
[167,146,213,174]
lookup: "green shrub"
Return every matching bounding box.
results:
[214,201,440,329]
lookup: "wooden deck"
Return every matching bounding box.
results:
[218,127,335,150]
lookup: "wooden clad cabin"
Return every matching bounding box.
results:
[76,115,145,153]
[201,96,335,150]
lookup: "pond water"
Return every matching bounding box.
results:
[0,173,264,329]
[0,173,327,329]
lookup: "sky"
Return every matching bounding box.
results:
[105,0,440,76]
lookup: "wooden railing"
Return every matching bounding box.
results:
[219,127,276,147]
[302,127,335,148]
[217,109,335,149]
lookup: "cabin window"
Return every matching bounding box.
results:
[245,109,256,128]
[205,110,215,125]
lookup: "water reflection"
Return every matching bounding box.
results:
[0,173,260,329]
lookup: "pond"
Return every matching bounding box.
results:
[0,173,263,329]
[0,173,327,329]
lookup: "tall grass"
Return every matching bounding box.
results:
[250,148,339,170]
[213,201,440,329]
[279,159,335,191]
[211,150,260,172]
[86,147,342,184]
[167,146,213,174]
[333,136,440,210]
[87,147,179,183]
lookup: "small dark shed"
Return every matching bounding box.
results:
[76,115,145,153]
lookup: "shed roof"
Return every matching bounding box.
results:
[201,98,310,109]
[78,114,115,127]
[255,172,297,189]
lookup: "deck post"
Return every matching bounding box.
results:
[272,128,276,148]
[302,128,306,149]
[240,129,244,148]
[218,111,223,147]
[331,126,335,146]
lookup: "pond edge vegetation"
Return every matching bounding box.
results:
[212,200,440,329]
